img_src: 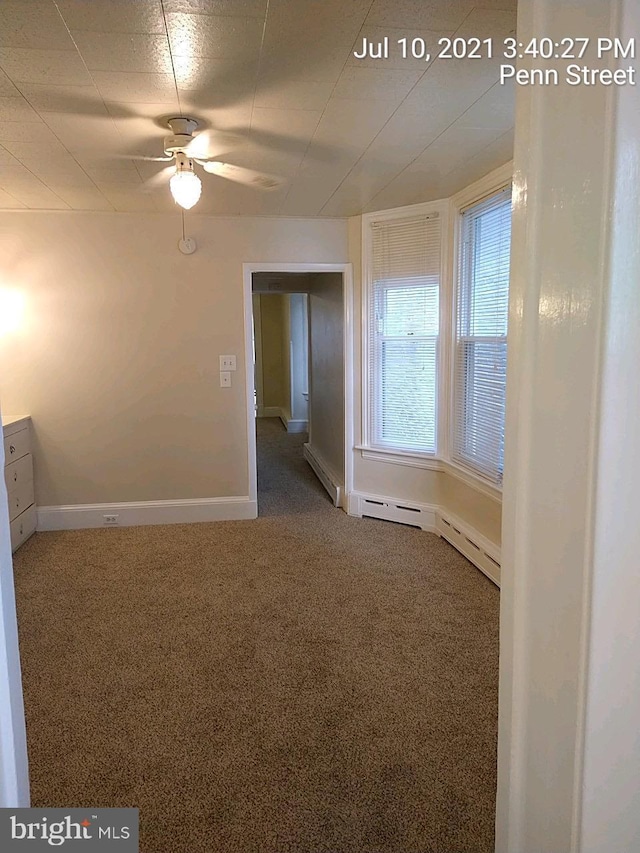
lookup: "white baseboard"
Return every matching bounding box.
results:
[37,496,257,531]
[436,510,501,587]
[258,406,281,418]
[303,443,343,507]
[347,490,438,532]
[346,491,500,587]
[279,411,308,433]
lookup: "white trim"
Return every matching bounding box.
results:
[303,443,342,508]
[348,490,438,532]
[450,161,514,211]
[243,262,354,513]
[37,496,257,531]
[356,445,442,470]
[280,413,308,433]
[436,510,501,586]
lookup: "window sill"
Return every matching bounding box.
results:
[356,445,442,471]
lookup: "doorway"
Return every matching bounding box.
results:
[243,264,353,515]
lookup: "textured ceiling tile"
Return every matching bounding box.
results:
[0,68,20,96]
[91,71,179,105]
[0,47,93,86]
[254,78,335,112]
[250,107,321,145]
[71,32,173,74]
[332,67,424,102]
[0,2,76,51]
[99,187,160,212]
[0,95,43,122]
[15,83,109,115]
[172,54,259,102]
[3,183,71,209]
[311,98,398,152]
[40,112,124,154]
[166,13,265,59]
[365,0,475,30]
[55,0,166,35]
[456,81,515,131]
[0,187,26,207]
[0,122,58,143]
[1,138,69,158]
[47,185,114,210]
[163,0,267,16]
[457,7,517,38]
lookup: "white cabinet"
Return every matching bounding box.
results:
[3,416,36,552]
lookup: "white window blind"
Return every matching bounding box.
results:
[452,188,511,483]
[368,212,441,453]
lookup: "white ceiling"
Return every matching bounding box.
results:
[0,0,516,216]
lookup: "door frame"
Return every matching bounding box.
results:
[242,262,354,510]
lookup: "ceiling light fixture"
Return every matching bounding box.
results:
[169,153,202,210]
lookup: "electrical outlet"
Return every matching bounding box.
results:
[220,371,232,387]
[103,514,119,526]
[219,355,236,371]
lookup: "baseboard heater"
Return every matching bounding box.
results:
[436,513,501,587]
[360,497,434,531]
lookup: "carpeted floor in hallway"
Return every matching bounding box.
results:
[12,418,500,853]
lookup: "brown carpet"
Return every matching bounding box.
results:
[13,418,499,852]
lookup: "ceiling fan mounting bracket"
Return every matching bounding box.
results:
[164,116,200,156]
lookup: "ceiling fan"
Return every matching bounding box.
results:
[140,117,284,209]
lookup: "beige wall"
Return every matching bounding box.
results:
[0,211,348,506]
[347,215,503,546]
[255,293,287,411]
[308,272,344,483]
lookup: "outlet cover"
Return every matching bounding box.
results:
[220,371,232,387]
[103,514,119,526]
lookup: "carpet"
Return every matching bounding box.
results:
[13,418,499,852]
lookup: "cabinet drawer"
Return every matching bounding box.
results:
[10,503,36,552]
[4,453,33,493]
[4,427,30,465]
[8,478,34,523]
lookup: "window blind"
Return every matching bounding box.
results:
[368,212,441,453]
[452,189,511,483]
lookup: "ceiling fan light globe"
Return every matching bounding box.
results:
[170,170,202,210]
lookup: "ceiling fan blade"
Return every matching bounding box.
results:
[201,161,283,190]
[184,129,243,160]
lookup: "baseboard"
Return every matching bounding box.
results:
[258,406,281,418]
[279,411,308,433]
[303,443,343,507]
[37,496,257,531]
[347,490,437,532]
[436,510,501,587]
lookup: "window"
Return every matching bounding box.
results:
[452,188,512,484]
[367,211,441,453]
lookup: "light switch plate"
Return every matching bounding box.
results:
[220,371,232,387]
[219,355,236,371]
